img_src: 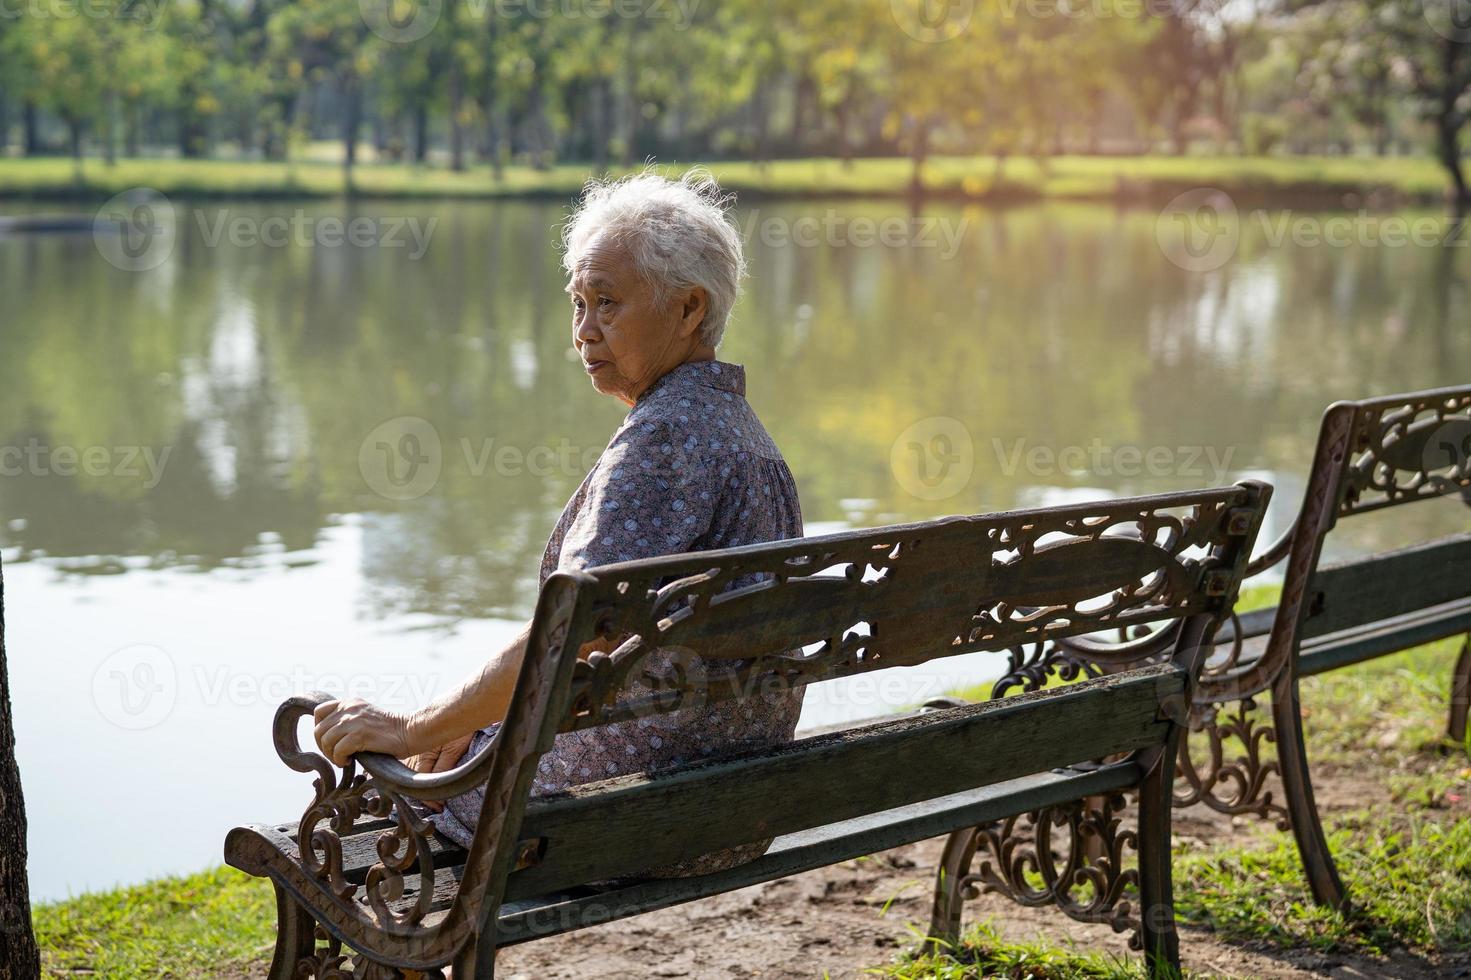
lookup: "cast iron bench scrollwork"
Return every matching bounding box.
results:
[225,481,1271,978]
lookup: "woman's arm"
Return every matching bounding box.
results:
[313,621,531,766]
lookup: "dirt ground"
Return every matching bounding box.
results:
[492,758,1471,980]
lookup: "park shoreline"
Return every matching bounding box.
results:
[0,154,1460,210]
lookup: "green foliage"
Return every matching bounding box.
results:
[2,0,1463,198]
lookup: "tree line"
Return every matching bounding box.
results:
[0,0,1467,194]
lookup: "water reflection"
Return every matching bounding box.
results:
[1,198,1467,897]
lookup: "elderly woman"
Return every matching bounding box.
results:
[312,170,804,873]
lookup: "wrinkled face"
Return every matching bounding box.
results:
[567,232,708,406]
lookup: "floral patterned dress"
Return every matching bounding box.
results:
[429,360,805,875]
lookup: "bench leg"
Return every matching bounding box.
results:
[267,884,317,980]
[1447,634,1471,749]
[927,825,979,953]
[1137,745,1183,980]
[448,929,496,978]
[1271,672,1349,911]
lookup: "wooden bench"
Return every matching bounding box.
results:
[225,482,1269,978]
[1042,385,1471,913]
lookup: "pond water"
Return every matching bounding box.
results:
[1,196,1467,900]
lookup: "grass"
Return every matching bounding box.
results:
[1171,635,1471,958]
[33,866,276,978]
[872,921,1172,979]
[0,151,1458,205]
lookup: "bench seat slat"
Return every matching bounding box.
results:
[1305,535,1471,640]
[1206,597,1471,683]
[1298,596,1471,677]
[493,762,1141,944]
[507,664,1182,897]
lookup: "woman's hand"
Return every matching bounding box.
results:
[312,698,415,766]
[403,732,477,812]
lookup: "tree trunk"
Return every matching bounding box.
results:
[1437,114,1468,212]
[0,556,42,980]
[909,115,930,197]
[124,102,140,157]
[342,75,362,181]
[1434,41,1470,213]
[752,81,770,167]
[448,59,465,172]
[620,45,638,167]
[836,89,855,169]
[593,77,612,172]
[413,102,429,164]
[23,101,39,157]
[103,89,118,165]
[177,97,206,158]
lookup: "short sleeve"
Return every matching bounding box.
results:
[555,418,720,571]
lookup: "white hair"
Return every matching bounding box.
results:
[561,168,747,348]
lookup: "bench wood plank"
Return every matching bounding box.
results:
[508,664,1181,897]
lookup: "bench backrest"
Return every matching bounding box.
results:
[1197,385,1471,705]
[553,484,1269,734]
[304,482,1268,962]
[447,482,1265,906]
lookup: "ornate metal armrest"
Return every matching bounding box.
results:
[1244,519,1297,578]
[273,693,505,802]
